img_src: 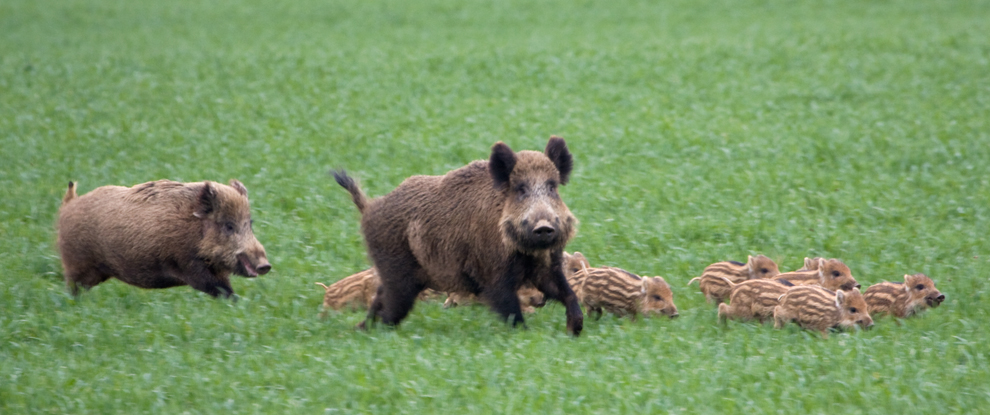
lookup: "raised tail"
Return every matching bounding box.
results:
[62,181,77,205]
[316,282,330,291]
[332,169,368,214]
[687,276,701,286]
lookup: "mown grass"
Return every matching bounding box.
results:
[2,0,989,413]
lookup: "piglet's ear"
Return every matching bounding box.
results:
[746,255,754,273]
[194,181,218,218]
[489,141,517,190]
[545,136,573,185]
[835,290,845,307]
[229,179,248,197]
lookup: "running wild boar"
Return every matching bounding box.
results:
[773,285,873,338]
[334,137,583,335]
[774,258,860,292]
[579,267,678,320]
[687,255,781,304]
[863,273,944,319]
[57,180,270,298]
[717,278,794,324]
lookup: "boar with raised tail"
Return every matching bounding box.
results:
[773,285,873,338]
[687,255,780,305]
[864,273,944,319]
[57,180,271,298]
[773,258,860,292]
[578,267,678,320]
[334,137,583,335]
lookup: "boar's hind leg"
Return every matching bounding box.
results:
[373,263,426,327]
[63,263,112,296]
[534,251,584,336]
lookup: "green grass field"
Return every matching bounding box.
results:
[2,0,989,413]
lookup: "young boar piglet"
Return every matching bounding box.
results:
[864,273,944,319]
[443,283,546,313]
[57,180,270,298]
[774,258,860,292]
[687,255,780,304]
[773,285,873,338]
[580,267,678,320]
[796,257,824,271]
[317,268,379,317]
[717,278,794,324]
[562,251,591,298]
[334,137,583,335]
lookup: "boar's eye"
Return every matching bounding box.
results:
[223,222,236,234]
[916,284,925,291]
[849,307,858,313]
[515,183,528,197]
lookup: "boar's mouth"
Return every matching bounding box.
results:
[235,253,270,278]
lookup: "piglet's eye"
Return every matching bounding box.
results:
[652,295,662,301]
[832,271,841,277]
[761,268,769,273]
[916,284,925,290]
[849,307,857,313]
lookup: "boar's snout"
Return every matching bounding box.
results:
[235,243,271,278]
[256,262,272,275]
[532,219,556,241]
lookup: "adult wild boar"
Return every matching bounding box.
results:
[57,180,271,298]
[334,136,583,335]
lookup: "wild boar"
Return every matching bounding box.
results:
[717,278,794,324]
[57,180,270,298]
[334,137,583,335]
[316,268,380,317]
[442,283,547,313]
[773,258,860,292]
[579,267,678,320]
[773,285,873,338]
[687,255,781,304]
[863,273,944,319]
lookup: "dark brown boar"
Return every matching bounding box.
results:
[863,273,944,319]
[334,137,583,335]
[773,258,860,292]
[773,285,873,338]
[57,180,271,298]
[687,255,781,304]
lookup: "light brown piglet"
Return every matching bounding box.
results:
[687,255,781,304]
[578,267,678,320]
[773,285,873,338]
[717,278,795,324]
[773,258,860,292]
[316,269,380,317]
[863,273,944,319]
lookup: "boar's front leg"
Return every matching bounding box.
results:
[181,261,235,298]
[535,250,584,336]
[488,257,526,328]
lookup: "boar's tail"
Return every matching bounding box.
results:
[315,282,330,291]
[62,181,77,205]
[687,277,701,286]
[718,276,736,287]
[332,170,368,213]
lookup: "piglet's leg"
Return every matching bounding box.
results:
[535,250,584,337]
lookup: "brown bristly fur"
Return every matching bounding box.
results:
[773,285,873,338]
[316,269,380,317]
[773,258,860,292]
[863,273,944,319]
[578,267,678,320]
[334,137,584,335]
[717,278,794,324]
[57,180,270,298]
[687,255,781,305]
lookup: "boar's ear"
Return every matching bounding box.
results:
[545,136,573,185]
[489,141,517,190]
[835,290,845,307]
[229,179,248,197]
[194,181,219,219]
